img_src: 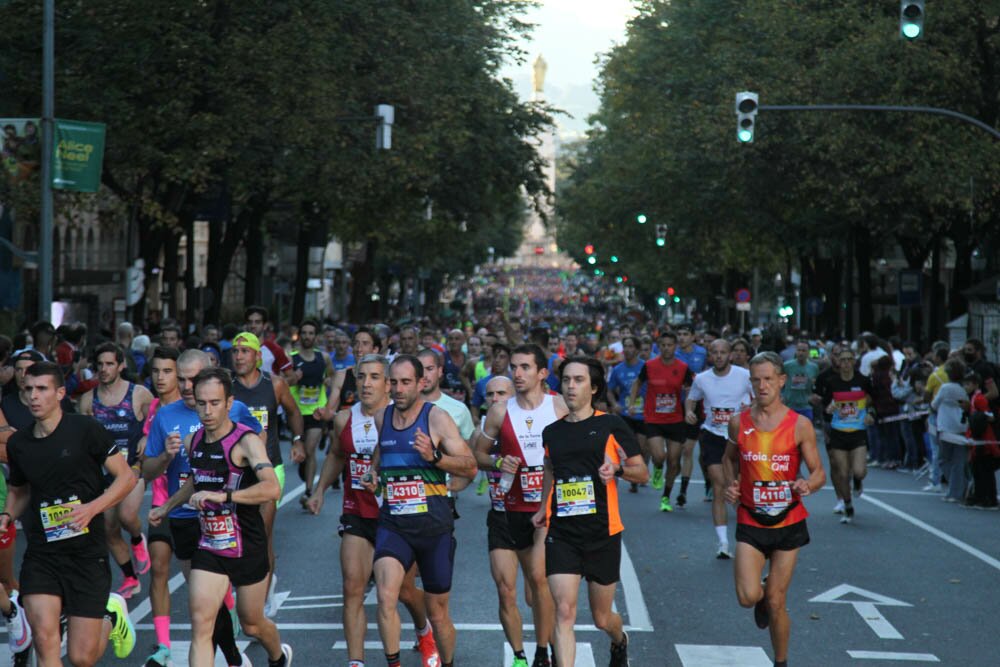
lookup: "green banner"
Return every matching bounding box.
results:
[52,119,106,193]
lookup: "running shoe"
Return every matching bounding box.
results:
[132,534,151,575]
[6,591,31,655]
[512,658,529,667]
[106,592,136,658]
[754,598,770,629]
[651,467,664,489]
[12,647,32,667]
[676,492,687,508]
[231,652,252,667]
[941,496,958,503]
[659,497,673,512]
[280,643,293,665]
[116,576,141,600]
[531,650,550,667]
[840,506,855,524]
[476,476,488,496]
[922,483,941,492]
[716,543,732,560]
[833,499,845,514]
[609,630,629,666]
[628,483,638,494]
[417,630,440,666]
[144,643,172,667]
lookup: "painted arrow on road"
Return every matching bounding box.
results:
[810,584,911,640]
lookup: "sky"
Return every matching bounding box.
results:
[499,0,638,141]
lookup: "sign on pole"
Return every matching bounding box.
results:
[52,120,106,193]
[735,287,752,303]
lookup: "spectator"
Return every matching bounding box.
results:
[932,358,970,503]
[962,371,999,510]
[870,355,902,469]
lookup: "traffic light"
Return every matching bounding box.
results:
[673,295,681,303]
[655,224,668,247]
[667,286,675,296]
[584,244,594,255]
[610,255,619,263]
[900,1,924,40]
[637,214,647,224]
[587,256,597,265]
[778,305,794,318]
[657,295,667,307]
[735,91,759,143]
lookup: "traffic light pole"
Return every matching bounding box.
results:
[759,104,1000,141]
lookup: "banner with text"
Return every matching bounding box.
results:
[52,119,105,192]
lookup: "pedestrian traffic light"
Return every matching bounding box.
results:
[637,214,647,224]
[778,305,794,318]
[900,1,924,40]
[610,255,619,263]
[673,295,680,303]
[587,256,597,265]
[657,295,668,307]
[584,244,594,255]
[655,224,668,247]
[735,91,759,143]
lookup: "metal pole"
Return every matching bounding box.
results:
[759,103,1000,141]
[38,0,55,321]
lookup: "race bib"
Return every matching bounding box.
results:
[349,453,373,490]
[790,374,808,390]
[519,465,545,503]
[250,408,269,430]
[711,407,735,426]
[655,393,677,414]
[178,472,195,510]
[386,477,428,515]
[40,497,88,542]
[300,386,321,405]
[199,507,238,552]
[555,477,596,517]
[752,480,792,517]
[630,396,644,414]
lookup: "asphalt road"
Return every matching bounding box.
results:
[8,432,1000,666]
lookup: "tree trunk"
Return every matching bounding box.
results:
[244,216,263,308]
[349,240,376,322]
[292,219,311,325]
[854,225,874,333]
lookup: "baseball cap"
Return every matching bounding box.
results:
[750,327,762,336]
[13,349,45,364]
[232,332,261,351]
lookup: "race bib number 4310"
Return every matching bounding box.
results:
[386,478,428,515]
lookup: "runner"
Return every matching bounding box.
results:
[782,340,818,421]
[78,342,154,599]
[531,356,646,667]
[723,352,825,667]
[330,327,383,413]
[328,328,356,372]
[607,335,647,493]
[441,330,468,403]
[3,361,137,665]
[470,343,512,422]
[290,319,334,506]
[244,306,296,385]
[474,344,568,667]
[630,331,692,512]
[674,323,707,507]
[229,332,304,616]
[365,355,477,667]
[307,354,440,667]
[150,367,292,667]
[818,347,873,524]
[143,349,259,667]
[685,339,753,559]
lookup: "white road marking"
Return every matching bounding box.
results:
[847,650,940,662]
[676,644,772,666]
[128,572,186,624]
[285,594,343,601]
[506,641,595,666]
[619,542,653,632]
[158,640,251,666]
[332,640,385,650]
[279,602,344,610]
[862,494,1000,572]
[136,622,624,632]
[810,584,910,640]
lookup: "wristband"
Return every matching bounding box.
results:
[493,456,503,471]
[226,490,233,504]
[292,435,302,442]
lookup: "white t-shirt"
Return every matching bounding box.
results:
[687,365,754,437]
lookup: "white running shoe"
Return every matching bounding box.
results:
[716,543,732,560]
[833,499,845,514]
[6,591,31,655]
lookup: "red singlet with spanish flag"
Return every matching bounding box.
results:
[736,408,809,529]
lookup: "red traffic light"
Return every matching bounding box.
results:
[667,287,675,296]
[584,244,594,255]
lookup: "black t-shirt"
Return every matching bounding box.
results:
[820,373,873,447]
[8,413,116,557]
[542,412,640,542]
[0,393,75,431]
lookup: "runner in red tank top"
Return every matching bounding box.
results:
[723,352,825,667]
[306,354,438,667]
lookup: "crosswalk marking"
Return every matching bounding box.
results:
[847,650,940,662]
[505,641,595,667]
[675,644,772,667]
[131,640,251,667]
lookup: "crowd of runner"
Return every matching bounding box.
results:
[0,291,996,667]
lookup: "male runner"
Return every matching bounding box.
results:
[365,355,476,667]
[630,331,692,512]
[79,342,153,598]
[418,349,475,442]
[723,352,825,667]
[307,354,440,667]
[470,343,512,422]
[474,344,567,667]
[230,332,304,616]
[329,329,356,372]
[441,330,468,403]
[4,362,137,665]
[143,349,259,667]
[607,335,647,493]
[782,340,818,421]
[818,347,873,524]
[150,367,292,667]
[674,323,707,506]
[532,357,646,667]
[290,319,334,505]
[244,306,295,385]
[685,339,753,558]
[160,325,183,351]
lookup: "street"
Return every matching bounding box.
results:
[10,434,998,667]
